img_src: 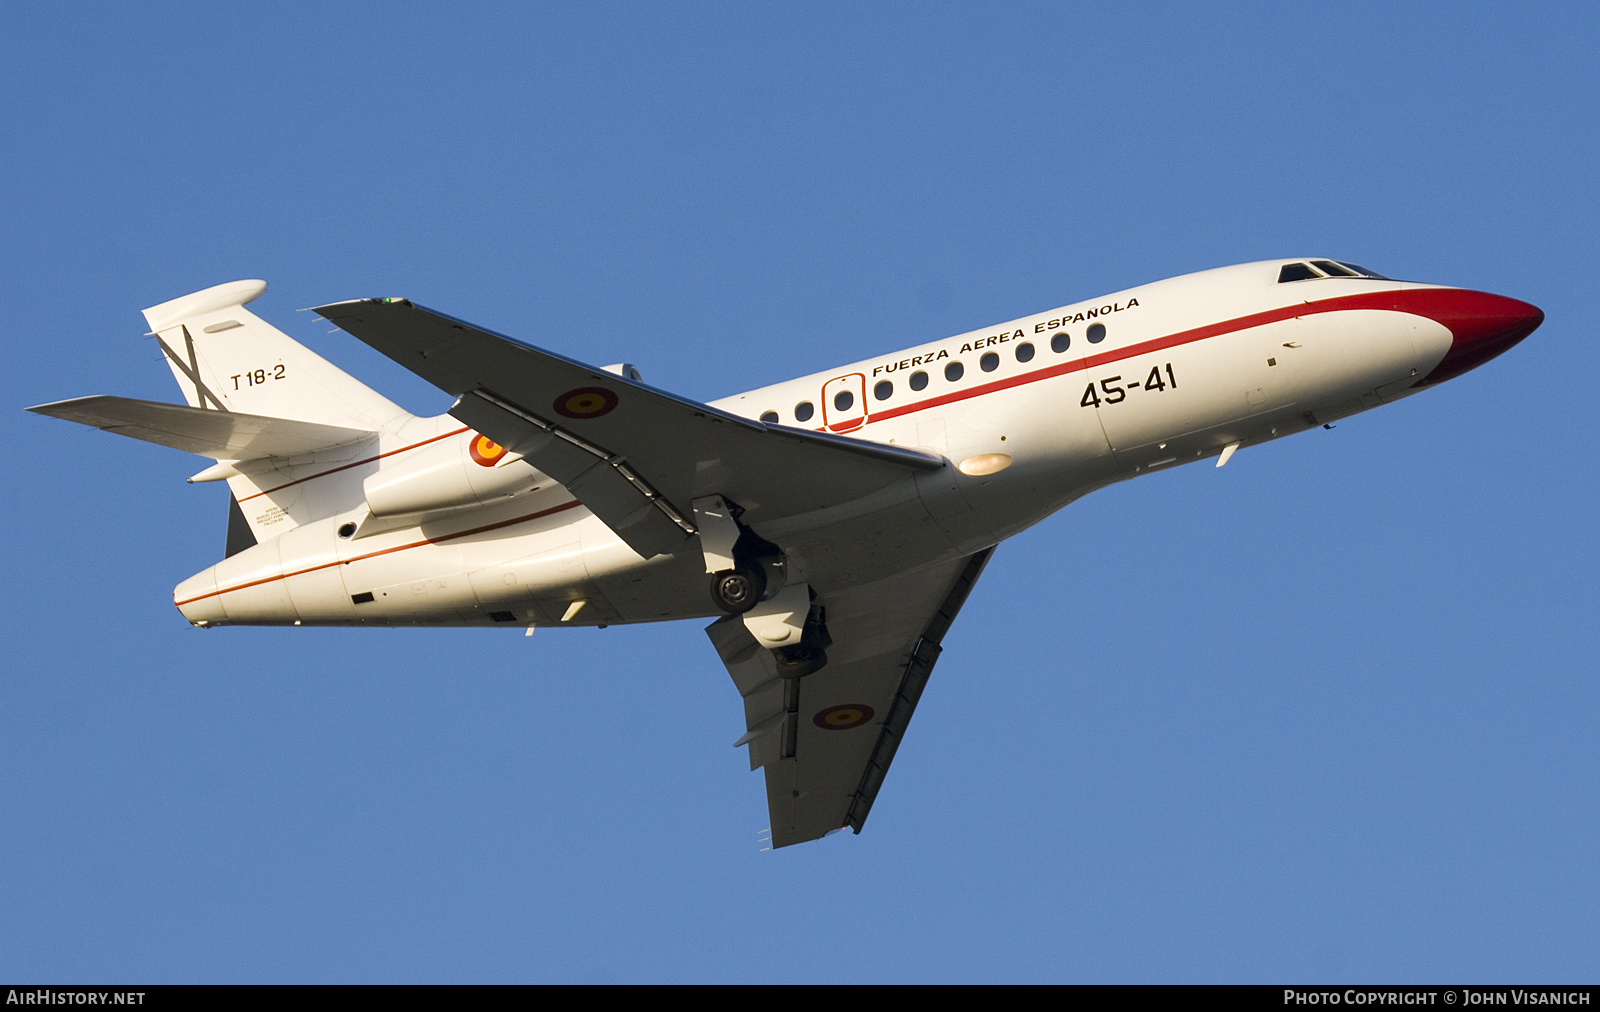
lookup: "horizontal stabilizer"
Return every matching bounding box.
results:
[28,395,373,460]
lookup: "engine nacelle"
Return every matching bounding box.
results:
[363,431,543,517]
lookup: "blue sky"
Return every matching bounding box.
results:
[3,2,1596,983]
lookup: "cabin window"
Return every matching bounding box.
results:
[1087,323,1107,343]
[794,401,814,422]
[1015,342,1035,362]
[945,361,964,382]
[980,352,999,372]
[909,370,929,391]
[1277,262,1321,283]
[1050,331,1070,353]
[874,380,893,401]
[760,410,778,423]
[834,390,854,412]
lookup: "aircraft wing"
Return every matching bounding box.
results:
[312,298,943,559]
[27,395,372,460]
[709,547,994,848]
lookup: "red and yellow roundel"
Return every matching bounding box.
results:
[468,433,508,467]
[813,704,876,731]
[553,386,618,419]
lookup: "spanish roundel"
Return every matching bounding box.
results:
[468,432,508,467]
[813,704,876,730]
[553,386,618,419]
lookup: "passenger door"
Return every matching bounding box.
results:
[821,373,868,433]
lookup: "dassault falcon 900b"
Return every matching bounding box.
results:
[29,259,1542,847]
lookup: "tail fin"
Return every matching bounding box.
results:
[142,280,407,432]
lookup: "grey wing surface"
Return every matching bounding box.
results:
[27,396,372,459]
[709,548,994,848]
[313,298,942,559]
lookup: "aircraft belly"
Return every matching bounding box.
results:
[590,551,712,624]
[742,473,964,595]
[279,522,351,620]
[209,538,296,625]
[363,572,477,620]
[457,513,707,625]
[905,378,1118,547]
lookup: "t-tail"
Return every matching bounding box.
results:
[29,280,422,552]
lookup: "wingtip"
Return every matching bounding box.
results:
[310,296,413,318]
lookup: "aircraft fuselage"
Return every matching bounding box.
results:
[170,259,1540,631]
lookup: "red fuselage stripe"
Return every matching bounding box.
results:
[844,289,1426,428]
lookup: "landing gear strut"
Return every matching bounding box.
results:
[774,601,831,678]
[696,495,783,615]
[694,493,830,677]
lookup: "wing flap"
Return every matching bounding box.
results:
[451,387,691,559]
[708,616,788,771]
[842,547,992,833]
[28,395,373,460]
[312,299,943,553]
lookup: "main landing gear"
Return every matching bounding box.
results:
[695,494,831,678]
[773,602,831,679]
[709,565,765,615]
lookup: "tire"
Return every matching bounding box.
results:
[709,567,765,614]
[775,645,828,679]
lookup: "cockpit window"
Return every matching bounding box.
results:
[1337,262,1391,280]
[1312,260,1358,277]
[1281,260,1392,283]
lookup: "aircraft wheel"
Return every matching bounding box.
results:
[709,567,765,614]
[775,644,828,679]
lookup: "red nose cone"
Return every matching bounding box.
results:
[1416,289,1544,386]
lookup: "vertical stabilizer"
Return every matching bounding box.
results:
[141,280,409,432]
[224,493,258,558]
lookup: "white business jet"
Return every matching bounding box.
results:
[29,259,1542,847]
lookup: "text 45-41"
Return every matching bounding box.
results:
[1081,363,1177,408]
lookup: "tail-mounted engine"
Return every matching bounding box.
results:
[363,430,544,518]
